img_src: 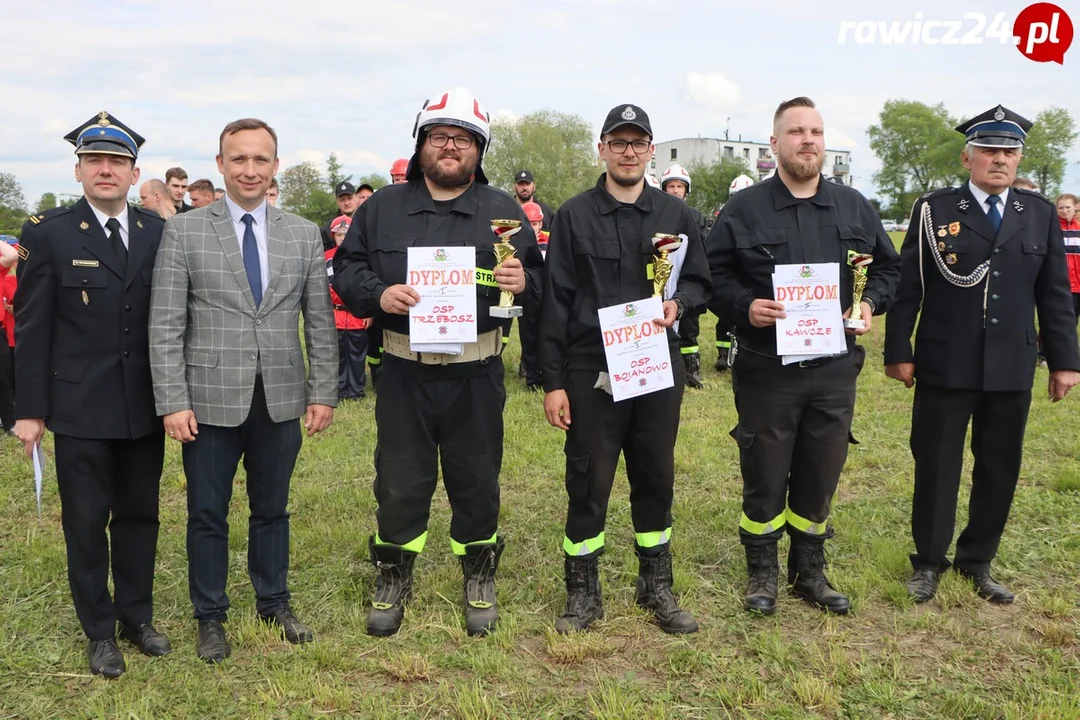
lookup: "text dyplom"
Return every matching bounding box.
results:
[597,296,674,402]
[407,246,478,348]
[771,262,847,362]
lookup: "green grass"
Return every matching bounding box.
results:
[2,244,1079,717]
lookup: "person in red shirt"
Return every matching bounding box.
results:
[0,240,19,432]
[1056,193,1080,320]
[326,216,372,399]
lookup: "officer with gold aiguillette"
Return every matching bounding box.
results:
[885,105,1080,605]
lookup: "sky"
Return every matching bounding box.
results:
[1,0,1078,206]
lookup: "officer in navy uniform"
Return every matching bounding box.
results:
[885,105,1080,604]
[13,113,170,677]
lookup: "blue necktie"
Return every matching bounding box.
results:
[241,213,262,307]
[986,195,1002,233]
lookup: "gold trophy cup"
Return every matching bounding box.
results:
[651,233,683,299]
[844,250,874,329]
[490,219,523,318]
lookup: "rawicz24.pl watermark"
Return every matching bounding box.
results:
[837,4,1073,63]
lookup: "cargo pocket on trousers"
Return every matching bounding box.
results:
[565,450,592,502]
[730,425,756,450]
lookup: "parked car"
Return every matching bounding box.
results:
[881,220,898,232]
[897,219,910,232]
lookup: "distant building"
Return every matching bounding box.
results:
[651,137,852,186]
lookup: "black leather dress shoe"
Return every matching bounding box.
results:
[119,622,172,657]
[259,606,314,644]
[956,569,1015,604]
[87,638,125,678]
[906,568,942,603]
[197,620,231,663]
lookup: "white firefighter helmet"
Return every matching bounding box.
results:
[729,174,755,194]
[412,86,491,155]
[645,174,661,189]
[660,164,692,194]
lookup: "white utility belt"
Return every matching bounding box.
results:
[382,329,503,366]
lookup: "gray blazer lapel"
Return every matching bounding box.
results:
[260,205,290,309]
[210,199,258,312]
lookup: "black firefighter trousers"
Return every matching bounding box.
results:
[909,383,1030,575]
[373,354,505,553]
[562,359,686,556]
[730,346,864,546]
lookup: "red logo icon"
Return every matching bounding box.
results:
[1014,3,1073,63]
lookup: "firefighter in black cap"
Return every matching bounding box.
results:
[540,103,709,635]
[13,112,170,677]
[321,181,359,251]
[885,105,1080,605]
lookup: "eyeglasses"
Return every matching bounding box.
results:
[604,139,651,154]
[428,133,474,149]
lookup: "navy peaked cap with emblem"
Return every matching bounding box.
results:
[601,104,652,138]
[335,181,357,196]
[955,105,1032,148]
[63,111,144,159]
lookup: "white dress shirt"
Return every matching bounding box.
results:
[967,181,1009,219]
[89,203,129,249]
[224,194,271,297]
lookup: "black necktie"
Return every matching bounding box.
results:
[986,195,1002,233]
[105,217,127,274]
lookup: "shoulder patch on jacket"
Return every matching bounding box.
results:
[920,187,957,201]
[1011,186,1053,208]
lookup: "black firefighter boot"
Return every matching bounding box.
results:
[366,536,418,637]
[555,552,604,634]
[634,546,699,634]
[787,530,850,615]
[684,353,705,389]
[715,343,731,372]
[744,542,779,615]
[459,538,505,637]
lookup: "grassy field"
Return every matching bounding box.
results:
[1,233,1078,718]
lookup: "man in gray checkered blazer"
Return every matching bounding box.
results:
[149,118,337,663]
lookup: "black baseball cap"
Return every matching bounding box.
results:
[601,104,652,138]
[335,182,356,196]
[357,183,374,193]
[515,170,534,183]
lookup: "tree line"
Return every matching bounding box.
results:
[2,102,1075,236]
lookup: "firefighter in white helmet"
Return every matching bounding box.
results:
[730,174,755,193]
[660,164,710,388]
[334,87,544,638]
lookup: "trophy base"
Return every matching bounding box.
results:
[490,305,523,319]
[844,318,866,330]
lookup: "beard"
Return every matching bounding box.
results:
[419,144,478,189]
[779,146,824,182]
[610,165,645,187]
[516,188,533,201]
